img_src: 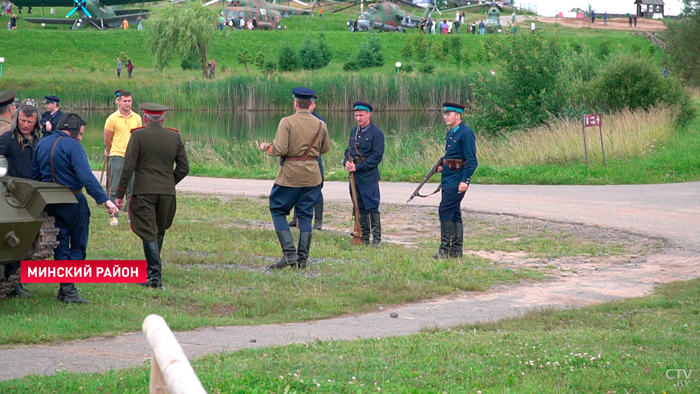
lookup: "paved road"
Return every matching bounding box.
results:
[1,176,697,382]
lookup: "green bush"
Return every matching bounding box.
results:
[355,35,384,69]
[343,60,360,71]
[254,52,266,69]
[401,63,414,73]
[412,34,429,62]
[298,34,332,70]
[264,61,276,74]
[181,52,200,71]
[278,45,300,72]
[663,10,700,86]
[419,63,434,74]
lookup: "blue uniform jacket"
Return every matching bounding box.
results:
[0,129,38,179]
[343,122,385,185]
[41,109,64,137]
[31,130,109,204]
[312,111,325,180]
[441,121,478,188]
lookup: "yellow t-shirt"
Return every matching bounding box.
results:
[105,110,142,157]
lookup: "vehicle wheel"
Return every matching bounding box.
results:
[26,213,60,260]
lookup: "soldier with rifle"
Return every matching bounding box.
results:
[343,101,385,247]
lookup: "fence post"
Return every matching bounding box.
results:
[581,114,589,166]
[142,314,208,394]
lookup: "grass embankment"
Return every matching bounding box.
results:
[156,103,700,185]
[0,195,627,345]
[2,278,696,393]
[0,11,663,110]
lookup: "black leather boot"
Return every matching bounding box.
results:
[296,232,312,269]
[313,202,323,230]
[359,213,370,245]
[141,242,163,288]
[370,212,382,248]
[288,210,298,228]
[432,221,453,259]
[5,263,32,298]
[157,238,164,258]
[58,283,90,304]
[269,230,297,269]
[449,221,464,258]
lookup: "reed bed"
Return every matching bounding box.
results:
[478,106,679,167]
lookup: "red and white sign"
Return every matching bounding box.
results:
[21,260,147,283]
[584,114,601,127]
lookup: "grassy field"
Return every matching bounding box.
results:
[0,194,630,345]
[2,277,696,393]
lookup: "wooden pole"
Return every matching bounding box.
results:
[581,114,589,166]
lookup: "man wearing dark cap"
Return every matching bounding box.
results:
[40,95,64,137]
[32,113,120,304]
[434,102,478,259]
[0,89,17,135]
[343,101,385,247]
[288,93,325,231]
[115,103,190,288]
[260,87,330,270]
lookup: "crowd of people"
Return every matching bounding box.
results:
[0,89,190,302]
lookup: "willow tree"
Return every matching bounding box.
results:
[144,3,218,78]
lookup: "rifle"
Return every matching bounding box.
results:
[407,157,444,203]
[100,155,110,193]
[347,154,362,244]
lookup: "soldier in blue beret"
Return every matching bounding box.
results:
[260,87,330,269]
[434,102,478,259]
[41,95,64,137]
[343,101,385,247]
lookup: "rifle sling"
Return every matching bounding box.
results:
[414,183,442,199]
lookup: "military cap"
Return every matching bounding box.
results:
[57,112,87,134]
[0,90,16,107]
[353,101,373,112]
[44,95,61,104]
[291,87,316,100]
[114,90,123,98]
[140,102,170,115]
[442,102,466,114]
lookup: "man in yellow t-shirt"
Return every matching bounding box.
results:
[104,90,142,225]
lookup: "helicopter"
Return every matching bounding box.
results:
[356,0,430,32]
[12,0,153,29]
[204,0,316,29]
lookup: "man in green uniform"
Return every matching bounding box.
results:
[259,87,330,270]
[0,90,17,134]
[114,103,190,288]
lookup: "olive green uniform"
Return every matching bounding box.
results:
[0,117,11,134]
[115,122,189,242]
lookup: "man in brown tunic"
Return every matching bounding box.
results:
[115,103,189,288]
[0,90,17,134]
[259,87,330,270]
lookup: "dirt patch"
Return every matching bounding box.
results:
[537,16,667,32]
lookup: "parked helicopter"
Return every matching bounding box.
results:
[204,0,316,29]
[12,0,152,29]
[356,1,430,32]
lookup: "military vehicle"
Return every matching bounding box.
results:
[0,156,77,299]
[13,0,155,30]
[205,0,316,29]
[356,0,429,32]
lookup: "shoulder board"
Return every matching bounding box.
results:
[166,127,180,133]
[130,126,146,134]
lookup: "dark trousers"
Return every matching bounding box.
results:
[270,184,321,232]
[45,193,90,261]
[350,182,381,214]
[439,187,466,222]
[129,194,176,242]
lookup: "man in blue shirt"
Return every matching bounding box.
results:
[32,113,119,304]
[343,101,385,247]
[40,95,64,137]
[434,102,478,259]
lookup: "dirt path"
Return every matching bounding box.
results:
[1,176,698,382]
[537,16,667,31]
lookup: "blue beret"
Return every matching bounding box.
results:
[44,95,61,103]
[292,87,316,100]
[353,101,373,112]
[442,102,465,113]
[114,90,123,98]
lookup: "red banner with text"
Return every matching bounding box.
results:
[21,260,147,283]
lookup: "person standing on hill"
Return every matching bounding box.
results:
[127,60,134,78]
[116,57,122,78]
[433,102,478,259]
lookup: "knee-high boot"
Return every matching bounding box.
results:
[141,242,163,288]
[370,212,382,247]
[296,232,312,269]
[313,202,323,230]
[57,283,90,304]
[359,213,371,245]
[269,230,297,269]
[432,221,453,259]
[449,222,463,258]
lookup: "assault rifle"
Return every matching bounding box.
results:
[347,154,363,244]
[407,157,444,203]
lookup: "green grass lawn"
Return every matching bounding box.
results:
[2,277,696,393]
[0,195,630,345]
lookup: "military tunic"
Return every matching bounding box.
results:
[0,117,11,134]
[115,122,190,242]
[267,109,330,233]
[342,122,385,214]
[439,121,478,222]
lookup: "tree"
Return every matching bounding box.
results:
[355,35,384,69]
[278,45,301,72]
[664,9,700,86]
[254,52,266,69]
[449,36,463,70]
[144,3,218,78]
[237,50,252,72]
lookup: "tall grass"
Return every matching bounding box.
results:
[478,106,679,166]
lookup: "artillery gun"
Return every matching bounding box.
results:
[0,156,77,299]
